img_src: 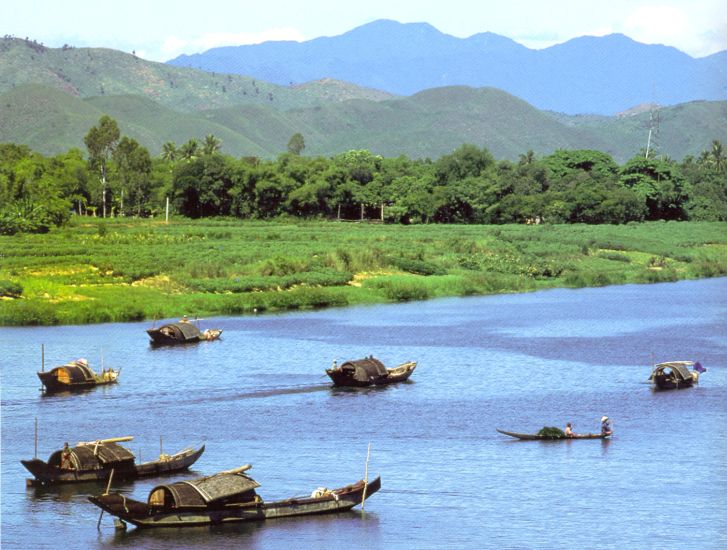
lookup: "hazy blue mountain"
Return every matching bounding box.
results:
[168,19,727,115]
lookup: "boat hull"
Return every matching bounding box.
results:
[22,445,204,485]
[89,476,381,529]
[37,371,118,393]
[146,328,201,346]
[652,374,696,390]
[326,362,416,387]
[497,429,609,441]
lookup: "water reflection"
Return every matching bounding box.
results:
[97,510,382,549]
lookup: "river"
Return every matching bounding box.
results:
[1,278,726,549]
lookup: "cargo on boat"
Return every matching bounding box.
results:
[326,356,416,387]
[21,436,204,485]
[89,464,381,529]
[649,360,705,390]
[37,358,119,393]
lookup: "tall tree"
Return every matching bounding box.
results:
[179,139,199,162]
[710,140,725,172]
[113,137,153,216]
[287,132,305,155]
[83,115,120,218]
[202,134,222,156]
[161,141,178,162]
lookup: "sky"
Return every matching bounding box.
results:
[5,0,726,61]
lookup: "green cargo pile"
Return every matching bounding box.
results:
[536,427,566,439]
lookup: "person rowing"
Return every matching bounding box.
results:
[601,416,613,436]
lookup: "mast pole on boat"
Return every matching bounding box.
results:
[34,417,38,458]
[41,344,45,372]
[362,442,372,511]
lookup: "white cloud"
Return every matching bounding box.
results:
[623,5,690,45]
[160,28,306,59]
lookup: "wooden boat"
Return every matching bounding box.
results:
[21,436,204,486]
[147,319,222,346]
[649,360,705,390]
[326,356,417,387]
[89,464,381,529]
[37,358,119,393]
[496,429,610,440]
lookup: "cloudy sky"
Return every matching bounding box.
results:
[6,0,726,61]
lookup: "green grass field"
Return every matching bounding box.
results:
[1,218,725,326]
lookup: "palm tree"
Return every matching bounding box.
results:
[179,138,199,162]
[202,134,222,156]
[518,150,535,166]
[161,141,177,162]
[711,139,725,172]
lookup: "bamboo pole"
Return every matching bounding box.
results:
[34,417,38,458]
[165,197,169,223]
[104,468,115,495]
[97,468,115,530]
[78,436,134,446]
[41,344,45,372]
[361,442,372,511]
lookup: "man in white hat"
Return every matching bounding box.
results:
[601,416,612,436]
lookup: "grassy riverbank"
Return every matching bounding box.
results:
[1,218,725,326]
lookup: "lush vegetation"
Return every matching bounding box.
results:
[2,115,725,235]
[0,217,725,326]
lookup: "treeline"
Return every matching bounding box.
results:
[1,116,725,234]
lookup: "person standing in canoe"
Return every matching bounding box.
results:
[601,416,612,436]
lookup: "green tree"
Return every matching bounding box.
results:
[161,141,178,162]
[287,132,306,155]
[202,134,222,156]
[172,155,235,218]
[179,139,199,162]
[434,144,494,184]
[83,115,120,218]
[709,140,725,172]
[619,157,690,220]
[113,137,153,216]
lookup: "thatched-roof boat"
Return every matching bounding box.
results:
[326,357,416,387]
[496,429,610,441]
[146,319,222,346]
[649,360,705,390]
[89,464,381,529]
[21,436,204,486]
[37,358,119,393]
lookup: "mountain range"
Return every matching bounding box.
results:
[168,19,727,116]
[1,33,726,163]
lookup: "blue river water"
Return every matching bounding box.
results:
[1,278,726,549]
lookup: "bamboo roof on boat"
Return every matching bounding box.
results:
[341,357,388,377]
[652,362,694,380]
[164,322,202,340]
[184,471,260,503]
[152,468,260,506]
[50,442,135,470]
[50,361,96,383]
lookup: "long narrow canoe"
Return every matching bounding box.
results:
[496,429,609,440]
